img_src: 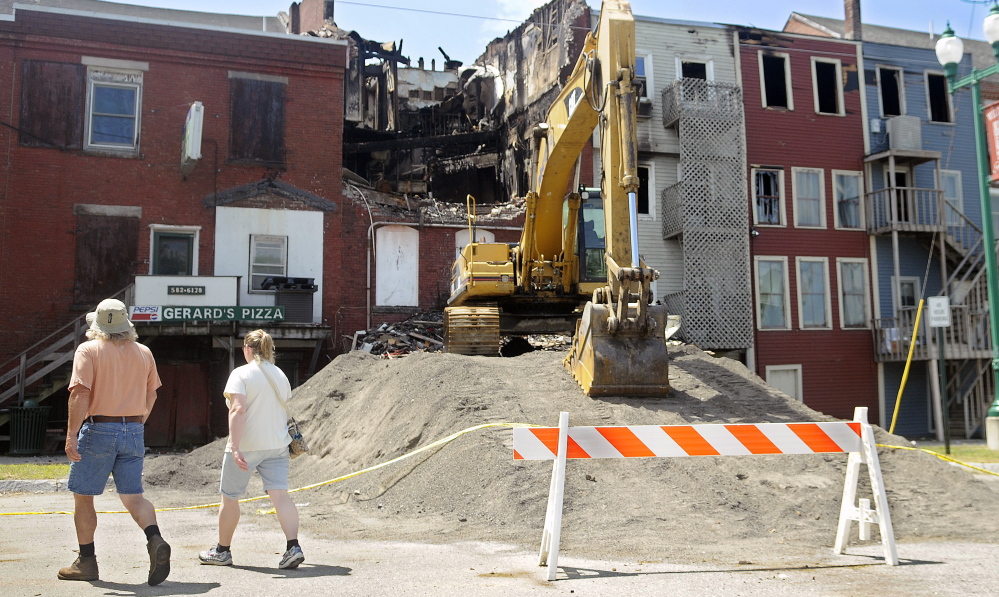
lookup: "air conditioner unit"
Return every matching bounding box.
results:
[886,115,921,150]
[637,97,653,117]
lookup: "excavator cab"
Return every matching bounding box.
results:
[577,189,607,283]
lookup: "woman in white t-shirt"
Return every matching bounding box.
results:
[198,330,305,570]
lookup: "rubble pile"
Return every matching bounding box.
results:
[351,313,445,356]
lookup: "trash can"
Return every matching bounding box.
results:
[9,405,51,455]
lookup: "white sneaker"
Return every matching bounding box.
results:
[198,546,233,566]
[278,545,304,569]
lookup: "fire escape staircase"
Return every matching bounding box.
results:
[868,185,993,438]
[0,286,134,432]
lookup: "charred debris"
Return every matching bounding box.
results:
[304,0,591,213]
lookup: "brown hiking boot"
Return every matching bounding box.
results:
[57,555,98,581]
[146,535,171,586]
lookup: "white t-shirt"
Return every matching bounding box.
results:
[223,360,293,452]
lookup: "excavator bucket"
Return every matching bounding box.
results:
[564,301,671,397]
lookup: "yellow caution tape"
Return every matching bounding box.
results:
[877,444,999,477]
[0,422,540,516]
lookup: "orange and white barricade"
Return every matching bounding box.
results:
[513,407,897,581]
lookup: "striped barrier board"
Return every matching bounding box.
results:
[513,422,862,460]
[520,409,896,581]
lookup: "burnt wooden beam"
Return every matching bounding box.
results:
[343,130,499,153]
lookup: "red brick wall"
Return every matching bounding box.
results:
[0,9,345,363]
[740,33,877,420]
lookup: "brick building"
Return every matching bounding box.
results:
[0,4,347,446]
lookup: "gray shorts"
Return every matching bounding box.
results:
[219,446,290,499]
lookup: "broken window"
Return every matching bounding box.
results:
[754,169,783,225]
[637,165,650,215]
[681,61,707,80]
[86,67,142,152]
[927,73,952,123]
[878,66,903,117]
[229,73,286,165]
[761,53,790,109]
[833,171,863,229]
[19,60,84,149]
[249,234,287,291]
[812,58,841,115]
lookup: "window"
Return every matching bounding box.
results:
[792,168,825,228]
[837,259,870,329]
[926,73,952,123]
[892,276,921,312]
[877,66,904,117]
[422,89,432,101]
[408,89,420,99]
[634,54,650,98]
[759,51,792,110]
[680,60,708,80]
[753,168,785,226]
[150,226,199,276]
[797,257,831,329]
[811,57,843,116]
[85,67,142,152]
[434,87,445,101]
[19,60,84,149]
[755,256,790,330]
[229,71,286,164]
[766,365,802,401]
[637,164,654,218]
[940,170,963,226]
[249,234,287,291]
[832,170,863,229]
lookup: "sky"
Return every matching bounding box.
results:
[117,0,998,67]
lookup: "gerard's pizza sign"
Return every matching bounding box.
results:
[128,306,285,323]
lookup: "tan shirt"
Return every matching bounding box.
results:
[69,339,162,417]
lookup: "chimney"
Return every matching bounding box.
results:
[418,57,424,70]
[844,0,862,40]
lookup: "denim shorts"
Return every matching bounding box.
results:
[219,447,290,499]
[67,421,145,496]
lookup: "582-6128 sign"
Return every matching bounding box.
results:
[128,306,285,322]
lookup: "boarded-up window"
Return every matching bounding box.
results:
[229,77,286,164]
[74,214,139,305]
[20,60,84,149]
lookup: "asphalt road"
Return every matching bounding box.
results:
[1,490,998,597]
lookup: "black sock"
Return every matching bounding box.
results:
[79,542,95,558]
[143,525,161,541]
[286,539,299,551]
[216,544,230,553]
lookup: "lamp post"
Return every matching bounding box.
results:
[936,6,999,447]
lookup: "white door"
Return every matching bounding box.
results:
[766,365,802,401]
[376,225,419,306]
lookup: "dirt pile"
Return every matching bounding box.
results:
[144,344,999,564]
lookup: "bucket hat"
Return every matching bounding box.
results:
[86,298,134,334]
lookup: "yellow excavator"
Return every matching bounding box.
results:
[444,0,670,397]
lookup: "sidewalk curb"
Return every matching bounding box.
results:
[0,479,68,493]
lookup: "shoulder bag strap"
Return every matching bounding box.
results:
[257,362,291,417]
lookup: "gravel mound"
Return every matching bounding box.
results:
[144,345,999,564]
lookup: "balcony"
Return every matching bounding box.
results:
[661,78,743,129]
[865,186,946,235]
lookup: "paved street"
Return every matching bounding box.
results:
[1,490,998,596]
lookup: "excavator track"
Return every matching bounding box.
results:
[443,305,501,356]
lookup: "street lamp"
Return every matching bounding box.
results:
[936,6,999,445]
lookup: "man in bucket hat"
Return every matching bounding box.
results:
[59,298,171,586]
